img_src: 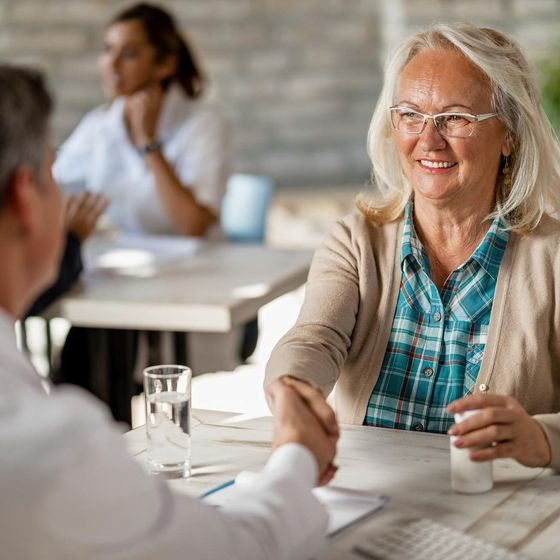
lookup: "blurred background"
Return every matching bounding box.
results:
[1,0,560,188]
[2,0,560,245]
[3,0,560,418]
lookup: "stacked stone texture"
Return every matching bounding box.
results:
[0,0,559,188]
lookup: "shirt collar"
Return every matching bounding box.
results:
[469,214,509,281]
[0,307,17,346]
[400,200,508,281]
[157,83,194,137]
[105,95,128,142]
[401,200,428,270]
[0,307,46,392]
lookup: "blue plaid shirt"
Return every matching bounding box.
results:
[364,202,509,433]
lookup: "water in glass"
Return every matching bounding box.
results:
[144,365,192,478]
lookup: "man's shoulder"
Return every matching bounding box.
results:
[0,383,118,480]
[5,384,113,433]
[43,386,114,428]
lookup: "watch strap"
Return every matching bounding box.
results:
[139,138,162,155]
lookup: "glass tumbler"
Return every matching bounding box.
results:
[143,365,192,478]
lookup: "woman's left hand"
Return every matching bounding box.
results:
[66,191,109,242]
[125,85,164,147]
[447,394,551,468]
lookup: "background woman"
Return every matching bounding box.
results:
[53,3,230,423]
[266,23,560,470]
[54,2,230,237]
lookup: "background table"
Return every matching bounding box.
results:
[45,241,312,332]
[37,240,312,418]
[125,410,560,559]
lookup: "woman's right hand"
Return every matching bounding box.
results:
[280,376,339,438]
[124,85,164,147]
[273,376,339,485]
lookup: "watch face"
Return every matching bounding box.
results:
[140,139,162,154]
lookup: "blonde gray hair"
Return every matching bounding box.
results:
[357,23,560,232]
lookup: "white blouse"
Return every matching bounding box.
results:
[54,84,231,235]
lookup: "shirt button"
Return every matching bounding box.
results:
[423,367,434,378]
[413,422,424,432]
[479,383,489,392]
[433,311,442,322]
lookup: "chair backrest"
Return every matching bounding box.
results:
[220,174,275,243]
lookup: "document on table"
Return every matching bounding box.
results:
[314,486,389,537]
[84,233,203,275]
[203,481,389,537]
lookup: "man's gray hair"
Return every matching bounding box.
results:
[0,65,52,208]
[359,23,560,232]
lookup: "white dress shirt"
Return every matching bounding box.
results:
[53,85,230,235]
[0,310,328,559]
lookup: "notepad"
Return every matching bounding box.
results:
[314,486,389,537]
[203,481,389,537]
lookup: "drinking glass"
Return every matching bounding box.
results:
[143,365,192,478]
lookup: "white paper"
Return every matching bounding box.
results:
[83,233,203,275]
[313,486,389,537]
[204,481,388,537]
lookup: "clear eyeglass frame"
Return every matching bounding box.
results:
[389,105,498,138]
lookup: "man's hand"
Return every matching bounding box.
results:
[280,376,339,437]
[65,192,109,242]
[447,394,551,468]
[267,378,338,486]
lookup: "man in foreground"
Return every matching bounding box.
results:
[0,65,338,559]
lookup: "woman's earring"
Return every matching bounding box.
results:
[502,157,512,188]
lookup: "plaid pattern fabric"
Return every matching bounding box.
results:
[364,202,509,433]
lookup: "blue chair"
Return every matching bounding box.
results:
[221,174,275,243]
[220,174,275,360]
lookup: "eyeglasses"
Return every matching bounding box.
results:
[389,106,498,138]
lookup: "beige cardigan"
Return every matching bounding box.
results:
[265,212,560,470]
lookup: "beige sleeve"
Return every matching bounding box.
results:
[533,413,560,471]
[264,217,361,397]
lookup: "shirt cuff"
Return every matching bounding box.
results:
[264,443,318,487]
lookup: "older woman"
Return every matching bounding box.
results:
[265,23,560,471]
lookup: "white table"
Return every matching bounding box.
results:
[45,241,312,332]
[125,410,560,559]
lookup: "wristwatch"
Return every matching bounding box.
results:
[139,138,162,155]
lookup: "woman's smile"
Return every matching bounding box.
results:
[418,159,458,173]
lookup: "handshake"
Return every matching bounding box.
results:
[266,377,339,486]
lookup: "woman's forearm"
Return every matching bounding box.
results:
[144,150,216,236]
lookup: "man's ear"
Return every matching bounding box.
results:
[6,165,40,236]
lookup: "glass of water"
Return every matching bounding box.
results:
[143,365,192,478]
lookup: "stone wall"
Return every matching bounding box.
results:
[1,0,559,188]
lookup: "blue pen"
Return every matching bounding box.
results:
[200,479,235,499]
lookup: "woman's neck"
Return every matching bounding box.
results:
[412,196,494,289]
